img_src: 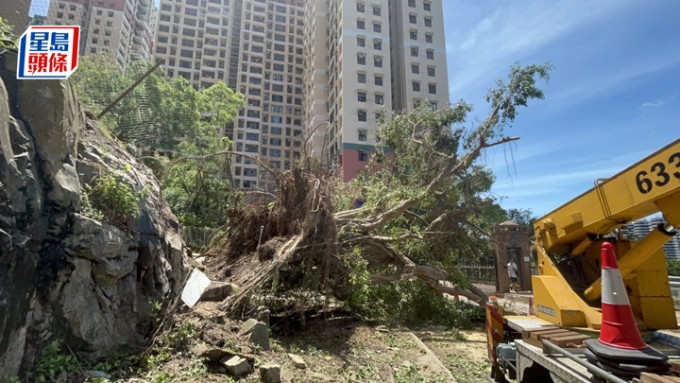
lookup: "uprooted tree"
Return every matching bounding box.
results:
[203,63,551,318]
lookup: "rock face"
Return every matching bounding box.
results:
[0,53,187,377]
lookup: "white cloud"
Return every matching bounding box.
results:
[445,0,631,99]
[642,100,667,108]
[641,93,677,110]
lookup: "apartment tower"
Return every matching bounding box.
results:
[154,0,449,187]
[0,0,31,33]
[306,0,449,180]
[46,0,154,68]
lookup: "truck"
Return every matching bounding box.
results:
[488,137,680,383]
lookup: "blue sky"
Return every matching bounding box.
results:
[442,0,680,217]
[27,0,678,217]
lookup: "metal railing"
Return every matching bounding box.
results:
[182,226,217,253]
[460,265,496,284]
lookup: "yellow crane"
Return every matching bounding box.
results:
[531,138,680,330]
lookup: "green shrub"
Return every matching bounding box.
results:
[29,342,80,382]
[86,172,140,227]
[344,255,485,329]
[0,17,18,52]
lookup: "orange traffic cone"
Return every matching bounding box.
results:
[597,242,647,350]
[584,242,669,379]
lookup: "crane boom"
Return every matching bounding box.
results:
[530,138,680,330]
[534,138,680,252]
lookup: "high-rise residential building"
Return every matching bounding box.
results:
[306,0,450,180]
[46,0,154,68]
[154,0,450,189]
[0,0,31,33]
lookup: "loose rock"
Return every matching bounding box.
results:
[259,364,281,383]
[220,355,251,377]
[288,353,306,369]
[240,318,270,351]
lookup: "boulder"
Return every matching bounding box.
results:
[0,53,187,377]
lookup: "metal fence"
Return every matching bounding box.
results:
[459,265,496,284]
[182,226,217,253]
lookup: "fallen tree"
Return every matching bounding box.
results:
[203,64,551,316]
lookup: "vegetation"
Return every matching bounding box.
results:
[206,63,552,320]
[71,54,244,228]
[0,17,18,53]
[668,259,680,276]
[85,172,140,227]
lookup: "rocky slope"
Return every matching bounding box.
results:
[0,52,187,378]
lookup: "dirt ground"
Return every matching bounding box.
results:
[115,309,490,383]
[418,328,490,383]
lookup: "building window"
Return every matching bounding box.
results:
[358,150,368,162]
[410,30,417,40]
[429,101,438,111]
[357,53,366,65]
[357,19,365,30]
[357,36,365,47]
[358,72,366,83]
[244,168,257,177]
[412,81,420,92]
[375,93,384,105]
[373,5,381,16]
[408,0,416,7]
[429,83,437,94]
[409,14,417,24]
[373,38,382,50]
[424,1,431,11]
[411,46,418,57]
[426,49,434,59]
[374,55,382,68]
[357,2,364,12]
[374,75,383,86]
[358,110,367,121]
[411,64,419,74]
[358,91,367,102]
[427,66,435,76]
[425,16,433,27]
[373,22,381,33]
[425,33,433,43]
[358,129,367,141]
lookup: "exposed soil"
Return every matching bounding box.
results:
[113,309,489,383]
[419,328,490,383]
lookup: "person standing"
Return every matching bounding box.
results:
[507,257,519,292]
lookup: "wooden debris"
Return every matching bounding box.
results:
[640,372,680,383]
[521,326,590,349]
